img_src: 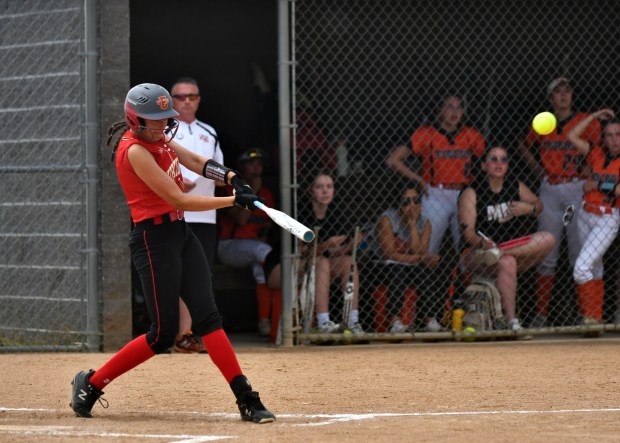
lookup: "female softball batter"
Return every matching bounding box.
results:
[69,83,275,423]
[568,109,620,330]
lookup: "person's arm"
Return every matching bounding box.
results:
[509,182,542,217]
[386,145,426,188]
[127,144,235,211]
[458,187,493,248]
[568,109,615,155]
[408,215,423,253]
[170,139,250,193]
[419,221,431,255]
[315,235,348,257]
[376,215,421,264]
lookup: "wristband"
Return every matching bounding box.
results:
[598,181,616,196]
[202,159,232,184]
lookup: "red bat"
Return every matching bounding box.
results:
[497,235,532,251]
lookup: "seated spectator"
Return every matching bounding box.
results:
[458,146,556,331]
[297,169,364,334]
[216,148,279,340]
[568,109,620,331]
[371,183,440,332]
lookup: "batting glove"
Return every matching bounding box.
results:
[234,193,263,211]
[231,174,253,195]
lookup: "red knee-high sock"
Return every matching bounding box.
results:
[592,279,605,321]
[269,288,282,343]
[536,273,555,316]
[577,280,604,322]
[256,283,272,321]
[202,329,242,383]
[89,334,156,390]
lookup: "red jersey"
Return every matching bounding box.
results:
[412,125,485,186]
[525,112,601,180]
[584,146,620,209]
[217,185,275,239]
[115,131,184,223]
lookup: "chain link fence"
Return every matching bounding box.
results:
[0,0,90,350]
[292,0,620,342]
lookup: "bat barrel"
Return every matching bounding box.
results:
[303,231,315,242]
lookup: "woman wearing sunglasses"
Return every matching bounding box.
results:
[373,183,441,333]
[458,146,556,331]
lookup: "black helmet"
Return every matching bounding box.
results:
[124,83,179,132]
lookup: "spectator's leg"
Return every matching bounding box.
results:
[495,254,518,321]
[384,264,409,327]
[534,182,564,319]
[314,256,333,325]
[422,188,451,254]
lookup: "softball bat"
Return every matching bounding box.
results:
[254,201,315,242]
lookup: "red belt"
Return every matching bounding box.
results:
[140,210,184,225]
[583,203,613,216]
[546,176,580,185]
[433,183,465,190]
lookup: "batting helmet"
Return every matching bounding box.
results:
[124,83,179,132]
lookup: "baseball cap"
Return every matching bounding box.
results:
[547,77,571,95]
[237,147,264,164]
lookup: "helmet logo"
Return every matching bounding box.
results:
[156,96,169,110]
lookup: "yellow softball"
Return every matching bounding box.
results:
[532,112,557,135]
[462,326,476,342]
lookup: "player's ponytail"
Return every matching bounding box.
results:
[107,120,129,161]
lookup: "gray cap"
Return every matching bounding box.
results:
[547,77,570,96]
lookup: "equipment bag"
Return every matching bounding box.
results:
[461,277,506,331]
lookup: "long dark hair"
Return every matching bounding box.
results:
[107,120,129,161]
[304,168,336,194]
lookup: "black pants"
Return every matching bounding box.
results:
[187,222,217,272]
[130,219,222,354]
[374,262,440,324]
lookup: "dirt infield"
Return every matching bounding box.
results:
[1,337,620,442]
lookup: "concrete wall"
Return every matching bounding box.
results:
[100,0,132,351]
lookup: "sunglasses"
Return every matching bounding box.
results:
[172,93,200,101]
[488,155,509,164]
[402,195,422,206]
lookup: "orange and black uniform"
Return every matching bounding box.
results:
[409,123,485,255]
[573,145,620,322]
[413,124,485,188]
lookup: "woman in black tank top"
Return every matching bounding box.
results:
[458,146,556,331]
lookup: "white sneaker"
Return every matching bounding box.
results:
[257,318,271,336]
[348,322,365,335]
[509,318,522,332]
[424,318,442,332]
[318,320,340,333]
[389,319,407,333]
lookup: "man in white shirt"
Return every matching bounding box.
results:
[172,77,225,353]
